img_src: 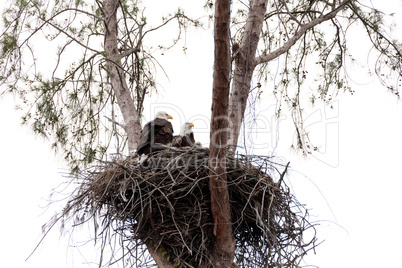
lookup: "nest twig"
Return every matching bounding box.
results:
[46,147,317,267]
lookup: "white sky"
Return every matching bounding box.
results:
[1,1,402,267]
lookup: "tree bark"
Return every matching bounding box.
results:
[103,0,142,153]
[209,0,235,267]
[227,0,350,152]
[227,0,268,152]
[104,1,171,267]
[145,241,175,268]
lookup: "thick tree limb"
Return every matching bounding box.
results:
[103,0,142,153]
[209,0,236,267]
[119,47,141,58]
[228,0,351,151]
[254,0,351,66]
[103,1,172,266]
[145,241,175,268]
[228,0,268,152]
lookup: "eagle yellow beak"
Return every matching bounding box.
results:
[189,123,194,128]
[167,115,173,119]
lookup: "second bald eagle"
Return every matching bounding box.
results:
[172,122,195,147]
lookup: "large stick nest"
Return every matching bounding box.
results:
[54,147,317,267]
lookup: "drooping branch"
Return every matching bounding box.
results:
[347,2,402,94]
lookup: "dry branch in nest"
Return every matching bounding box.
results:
[48,147,317,267]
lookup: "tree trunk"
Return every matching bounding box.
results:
[228,0,348,152]
[103,0,142,153]
[209,0,235,267]
[104,1,171,267]
[145,241,175,268]
[228,0,268,152]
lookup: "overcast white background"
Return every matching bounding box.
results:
[1,1,402,267]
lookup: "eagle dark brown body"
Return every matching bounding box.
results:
[137,118,173,155]
[172,132,195,147]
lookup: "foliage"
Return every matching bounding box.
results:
[229,0,402,155]
[3,0,401,267]
[0,0,200,172]
[1,1,401,163]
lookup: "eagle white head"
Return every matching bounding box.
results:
[180,122,194,135]
[155,111,173,120]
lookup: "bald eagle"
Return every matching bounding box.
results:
[137,111,174,155]
[172,122,195,148]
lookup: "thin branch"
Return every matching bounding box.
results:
[104,115,126,130]
[39,18,101,54]
[119,47,141,58]
[18,7,101,53]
